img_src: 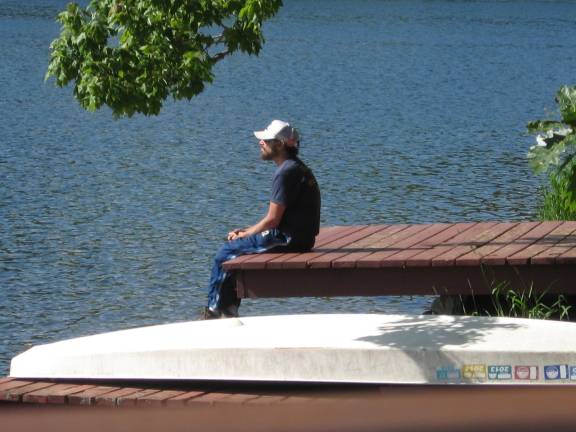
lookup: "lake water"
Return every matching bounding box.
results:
[1,0,575,375]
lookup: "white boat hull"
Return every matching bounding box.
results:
[10,314,576,384]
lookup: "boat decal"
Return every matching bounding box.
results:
[544,365,568,380]
[436,365,461,381]
[514,366,538,380]
[462,364,486,379]
[487,365,512,380]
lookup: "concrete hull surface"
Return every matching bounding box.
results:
[10,314,576,384]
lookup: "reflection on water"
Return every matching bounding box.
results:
[1,0,576,374]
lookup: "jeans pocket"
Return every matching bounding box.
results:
[261,228,291,247]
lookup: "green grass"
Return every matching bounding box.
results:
[488,281,572,321]
[456,280,572,321]
[538,163,576,221]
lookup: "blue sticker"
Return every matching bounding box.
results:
[544,365,568,380]
[436,366,461,381]
[570,366,576,381]
[488,365,512,380]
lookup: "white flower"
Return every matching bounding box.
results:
[557,126,573,136]
[535,134,548,147]
[534,126,573,148]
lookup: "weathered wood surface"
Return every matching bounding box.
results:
[3,380,576,432]
[0,377,366,407]
[222,221,576,298]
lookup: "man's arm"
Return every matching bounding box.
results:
[228,201,285,241]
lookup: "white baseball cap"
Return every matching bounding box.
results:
[254,120,299,147]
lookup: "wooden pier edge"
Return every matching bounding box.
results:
[236,264,576,298]
[3,376,576,410]
[4,377,576,432]
[224,222,576,299]
[0,377,383,407]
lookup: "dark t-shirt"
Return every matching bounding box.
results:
[270,158,321,250]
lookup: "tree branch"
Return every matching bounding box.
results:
[211,50,230,63]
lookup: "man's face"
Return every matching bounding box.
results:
[259,139,281,160]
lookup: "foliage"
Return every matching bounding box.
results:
[454,281,572,321]
[488,282,572,321]
[527,86,576,218]
[46,0,283,117]
[538,160,576,220]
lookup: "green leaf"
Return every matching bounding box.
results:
[527,120,566,134]
[528,140,567,173]
[557,86,576,126]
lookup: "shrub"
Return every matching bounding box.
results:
[528,85,576,220]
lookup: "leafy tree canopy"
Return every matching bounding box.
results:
[46,0,283,117]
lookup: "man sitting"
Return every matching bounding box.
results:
[203,120,321,318]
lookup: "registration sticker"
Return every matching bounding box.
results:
[514,366,538,381]
[488,365,512,380]
[570,366,576,381]
[436,366,461,381]
[462,364,486,379]
[544,365,568,380]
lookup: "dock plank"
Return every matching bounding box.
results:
[332,224,410,268]
[136,390,190,406]
[455,222,534,266]
[23,383,95,404]
[279,225,371,269]
[187,391,238,405]
[0,377,15,386]
[482,222,560,265]
[244,225,366,270]
[264,226,368,269]
[507,222,575,265]
[245,395,288,405]
[68,385,121,406]
[209,393,261,405]
[430,222,501,267]
[116,389,163,407]
[531,222,576,265]
[165,390,209,406]
[356,224,434,268]
[0,381,56,402]
[224,226,362,270]
[307,225,394,269]
[379,223,455,267]
[404,223,478,267]
[0,379,34,393]
[558,245,576,264]
[94,387,144,407]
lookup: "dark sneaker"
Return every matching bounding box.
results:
[221,305,239,318]
[200,307,221,320]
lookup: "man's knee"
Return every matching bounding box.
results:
[214,242,239,264]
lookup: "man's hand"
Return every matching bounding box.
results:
[227,229,246,241]
[226,202,285,242]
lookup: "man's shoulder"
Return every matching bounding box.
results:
[275,158,302,176]
[281,158,301,169]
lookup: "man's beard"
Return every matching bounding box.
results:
[260,144,281,161]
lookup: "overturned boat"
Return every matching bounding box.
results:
[10,314,576,384]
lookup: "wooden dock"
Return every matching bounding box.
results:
[0,377,362,407]
[223,221,576,298]
[3,377,576,432]
[2,376,576,408]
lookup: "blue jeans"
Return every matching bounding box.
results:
[207,229,291,311]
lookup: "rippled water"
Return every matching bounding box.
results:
[1,0,575,375]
